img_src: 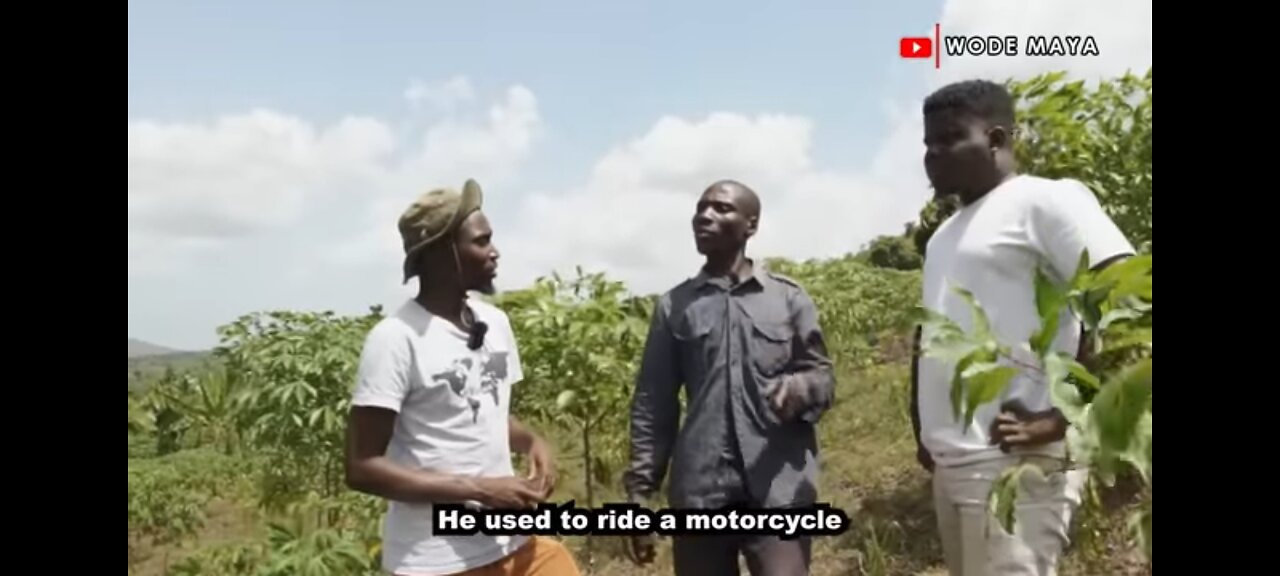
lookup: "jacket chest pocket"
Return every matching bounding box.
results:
[750,320,793,376]
[673,316,714,382]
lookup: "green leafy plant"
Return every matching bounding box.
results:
[128,464,209,567]
[257,520,380,576]
[134,367,196,456]
[168,541,269,576]
[142,367,246,455]
[496,268,651,509]
[918,251,1152,560]
[863,234,923,271]
[213,307,383,521]
[128,449,252,571]
[168,516,382,576]
[128,388,147,435]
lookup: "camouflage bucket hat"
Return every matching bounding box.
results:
[398,178,484,283]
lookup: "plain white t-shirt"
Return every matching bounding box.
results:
[918,174,1135,467]
[351,297,528,576]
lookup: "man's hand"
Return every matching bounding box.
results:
[628,533,657,565]
[765,376,808,421]
[510,417,557,498]
[990,401,1068,452]
[625,493,658,565]
[474,477,546,509]
[526,436,557,498]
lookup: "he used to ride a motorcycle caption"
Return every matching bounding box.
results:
[434,501,849,540]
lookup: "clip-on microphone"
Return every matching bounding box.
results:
[466,312,489,351]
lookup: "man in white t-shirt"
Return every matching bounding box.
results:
[344,179,581,576]
[911,80,1135,575]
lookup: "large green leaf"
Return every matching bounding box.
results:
[1031,266,1068,356]
[986,462,1047,534]
[1043,353,1085,425]
[1092,357,1152,455]
[953,285,994,342]
[919,307,981,364]
[960,362,1019,427]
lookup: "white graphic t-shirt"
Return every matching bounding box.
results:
[918,175,1135,467]
[351,297,527,575]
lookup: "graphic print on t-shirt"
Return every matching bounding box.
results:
[430,351,510,422]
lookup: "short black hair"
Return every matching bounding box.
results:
[922,79,1015,127]
[706,179,761,220]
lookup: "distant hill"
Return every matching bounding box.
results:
[128,338,212,387]
[129,338,178,358]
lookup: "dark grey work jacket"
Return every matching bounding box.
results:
[624,264,836,509]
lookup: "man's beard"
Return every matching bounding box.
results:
[473,280,497,295]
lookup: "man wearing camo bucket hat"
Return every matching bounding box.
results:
[345,179,581,576]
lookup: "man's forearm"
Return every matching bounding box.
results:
[509,416,540,453]
[788,290,836,423]
[626,301,681,502]
[346,457,483,504]
[625,377,679,500]
[625,405,677,501]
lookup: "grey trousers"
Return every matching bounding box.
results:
[672,531,811,576]
[932,455,1087,576]
[672,448,812,575]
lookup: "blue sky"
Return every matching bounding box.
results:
[128,0,1152,350]
[129,1,935,186]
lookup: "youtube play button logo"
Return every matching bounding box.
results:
[900,37,932,58]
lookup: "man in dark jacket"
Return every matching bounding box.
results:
[624,179,837,576]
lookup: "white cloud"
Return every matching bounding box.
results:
[410,86,539,187]
[404,76,476,114]
[128,111,402,278]
[494,0,1151,297]
[128,80,540,278]
[329,85,541,275]
[127,111,396,247]
[128,79,542,348]
[498,113,915,297]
